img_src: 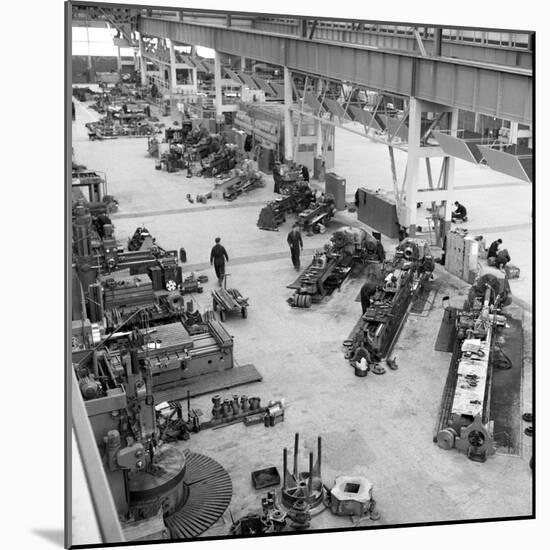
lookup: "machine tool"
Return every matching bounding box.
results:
[345,238,435,366]
[221,170,265,201]
[434,275,508,462]
[288,227,382,307]
[72,167,118,215]
[296,195,336,234]
[257,185,314,231]
[73,347,232,542]
[200,144,239,178]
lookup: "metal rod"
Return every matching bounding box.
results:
[317,436,322,474]
[283,448,288,487]
[308,451,313,493]
[293,433,299,479]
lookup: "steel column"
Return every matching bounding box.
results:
[284,67,294,161]
[441,108,459,237]
[116,46,122,73]
[139,36,148,86]
[315,79,323,157]
[169,40,177,93]
[214,50,223,116]
[404,97,422,235]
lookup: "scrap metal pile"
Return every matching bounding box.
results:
[434,274,508,462]
[344,238,435,374]
[288,227,382,307]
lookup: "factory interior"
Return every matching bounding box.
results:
[68,2,534,546]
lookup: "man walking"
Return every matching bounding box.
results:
[210,237,229,286]
[287,225,303,270]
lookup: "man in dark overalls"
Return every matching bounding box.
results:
[210,237,229,286]
[287,225,303,270]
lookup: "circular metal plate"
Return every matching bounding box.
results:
[436,428,456,450]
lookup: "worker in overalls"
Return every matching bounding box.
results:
[360,280,378,314]
[210,237,229,287]
[287,225,303,270]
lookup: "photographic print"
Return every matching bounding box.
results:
[67,1,534,546]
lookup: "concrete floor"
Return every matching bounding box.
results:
[72,97,533,539]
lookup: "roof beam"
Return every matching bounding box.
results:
[139,16,532,124]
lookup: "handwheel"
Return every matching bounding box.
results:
[241,307,248,319]
[220,309,226,322]
[166,280,177,292]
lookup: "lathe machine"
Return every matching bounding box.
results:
[345,238,435,364]
[288,227,383,307]
[434,275,507,462]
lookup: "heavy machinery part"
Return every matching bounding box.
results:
[454,416,496,462]
[164,452,232,539]
[291,294,312,308]
[129,445,188,520]
[280,434,325,516]
[330,476,377,518]
[166,293,184,311]
[166,280,177,292]
[436,427,457,450]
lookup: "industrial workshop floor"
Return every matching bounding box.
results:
[72,97,533,536]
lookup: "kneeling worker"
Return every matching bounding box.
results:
[487,238,502,259]
[451,201,467,222]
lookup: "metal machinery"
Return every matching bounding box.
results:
[220,162,266,201]
[296,195,337,235]
[345,238,435,365]
[72,203,177,277]
[280,434,325,527]
[72,166,118,215]
[199,143,239,178]
[85,88,157,140]
[278,163,306,195]
[288,227,382,307]
[72,348,232,542]
[211,277,249,321]
[435,275,507,462]
[257,184,314,231]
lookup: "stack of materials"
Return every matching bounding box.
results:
[446,229,479,283]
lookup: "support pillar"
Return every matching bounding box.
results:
[240,56,246,72]
[315,79,323,158]
[169,40,178,93]
[214,50,223,117]
[116,46,122,74]
[139,37,147,87]
[283,67,294,162]
[509,121,519,144]
[440,108,459,240]
[404,97,422,236]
